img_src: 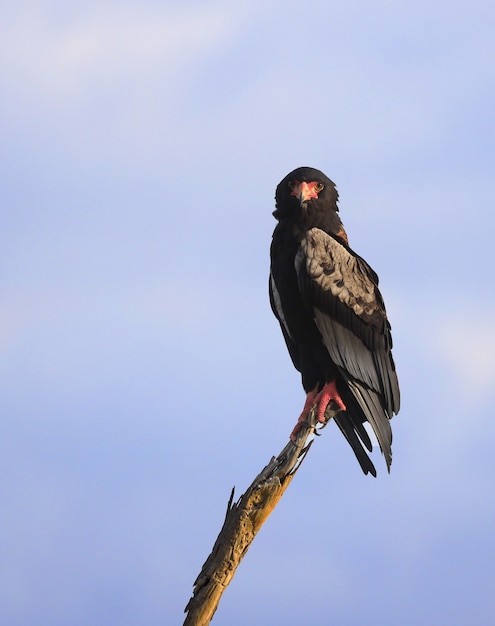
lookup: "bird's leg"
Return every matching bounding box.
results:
[290,380,346,441]
[314,380,346,423]
[290,388,318,440]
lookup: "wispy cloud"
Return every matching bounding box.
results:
[0,4,240,102]
[0,2,255,168]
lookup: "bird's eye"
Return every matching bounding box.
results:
[288,180,295,190]
[314,182,324,192]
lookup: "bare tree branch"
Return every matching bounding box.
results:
[183,403,342,626]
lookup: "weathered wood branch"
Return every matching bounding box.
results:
[183,403,342,626]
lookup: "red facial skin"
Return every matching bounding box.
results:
[290,180,323,203]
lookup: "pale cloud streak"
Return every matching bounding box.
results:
[0,4,240,101]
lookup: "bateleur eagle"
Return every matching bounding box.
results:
[269,166,400,476]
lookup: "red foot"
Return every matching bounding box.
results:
[315,380,346,423]
[290,380,346,441]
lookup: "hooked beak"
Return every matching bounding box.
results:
[290,181,319,205]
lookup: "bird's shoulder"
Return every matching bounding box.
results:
[296,227,385,331]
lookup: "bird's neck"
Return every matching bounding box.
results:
[289,207,349,245]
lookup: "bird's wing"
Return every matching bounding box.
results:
[296,228,400,468]
[269,271,301,371]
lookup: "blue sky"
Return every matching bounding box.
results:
[1,1,495,625]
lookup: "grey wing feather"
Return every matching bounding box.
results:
[344,377,393,470]
[296,228,399,468]
[313,312,381,391]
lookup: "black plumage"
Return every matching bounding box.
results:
[269,167,400,476]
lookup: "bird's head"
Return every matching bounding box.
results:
[273,167,347,243]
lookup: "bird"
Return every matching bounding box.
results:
[269,166,400,476]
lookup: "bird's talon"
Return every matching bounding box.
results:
[290,419,315,441]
